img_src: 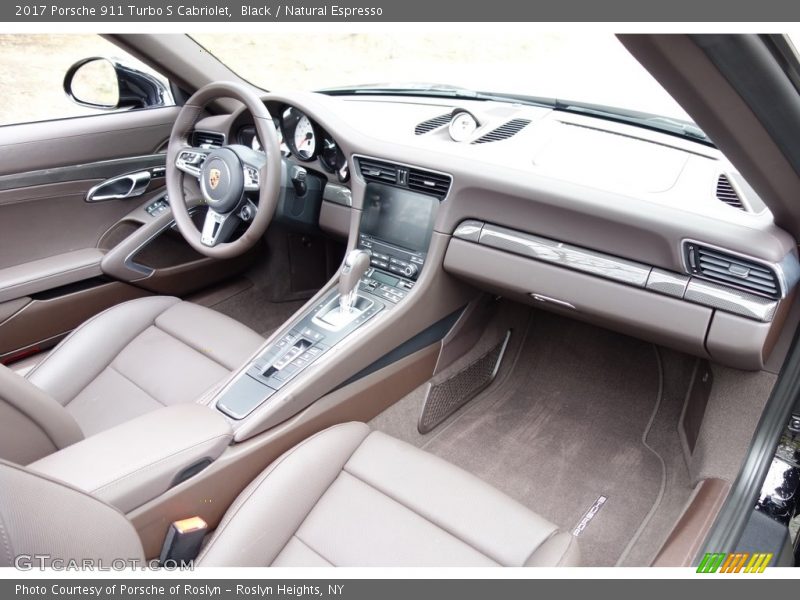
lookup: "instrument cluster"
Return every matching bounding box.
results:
[237,106,349,183]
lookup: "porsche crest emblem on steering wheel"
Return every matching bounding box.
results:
[209,168,221,190]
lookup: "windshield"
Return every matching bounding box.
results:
[192,33,691,122]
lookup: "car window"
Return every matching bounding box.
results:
[0,34,174,126]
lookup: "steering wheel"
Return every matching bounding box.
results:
[166,81,281,258]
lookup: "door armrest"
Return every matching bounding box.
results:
[0,248,105,303]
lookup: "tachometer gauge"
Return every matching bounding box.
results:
[293,115,316,159]
[449,111,479,142]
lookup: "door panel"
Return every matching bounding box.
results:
[0,107,179,176]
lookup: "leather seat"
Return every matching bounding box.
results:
[0,422,580,567]
[0,296,264,464]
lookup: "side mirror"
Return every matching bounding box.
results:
[63,57,173,111]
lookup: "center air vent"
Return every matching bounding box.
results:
[472,118,531,144]
[191,130,225,148]
[356,156,452,200]
[715,175,746,211]
[684,242,781,299]
[415,113,451,135]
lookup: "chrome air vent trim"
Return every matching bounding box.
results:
[682,240,798,300]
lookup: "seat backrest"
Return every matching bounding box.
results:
[0,460,144,568]
[0,364,83,464]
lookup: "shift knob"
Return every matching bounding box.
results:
[338,249,371,312]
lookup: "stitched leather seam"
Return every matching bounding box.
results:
[91,433,231,494]
[197,423,367,563]
[287,535,336,567]
[339,468,501,566]
[107,364,167,407]
[27,297,179,386]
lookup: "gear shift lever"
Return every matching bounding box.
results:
[338,249,371,313]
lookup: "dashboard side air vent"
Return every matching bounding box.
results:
[715,175,746,211]
[356,156,452,200]
[415,113,452,135]
[684,242,781,299]
[191,130,225,148]
[357,158,399,184]
[472,118,531,144]
[408,168,452,199]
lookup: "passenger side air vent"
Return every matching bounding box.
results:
[408,168,451,199]
[684,242,781,299]
[415,113,452,135]
[472,118,531,144]
[191,130,225,148]
[356,157,452,200]
[715,175,746,211]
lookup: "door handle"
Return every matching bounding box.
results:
[86,170,151,202]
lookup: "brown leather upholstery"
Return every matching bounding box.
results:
[198,422,580,567]
[0,296,263,462]
[0,423,579,568]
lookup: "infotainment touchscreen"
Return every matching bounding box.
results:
[360,183,437,252]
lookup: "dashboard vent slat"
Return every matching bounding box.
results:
[415,113,452,135]
[472,118,531,144]
[356,157,452,200]
[408,168,451,199]
[685,242,781,299]
[356,158,398,184]
[191,130,225,149]
[715,175,746,211]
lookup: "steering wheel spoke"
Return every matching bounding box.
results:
[200,208,240,247]
[175,147,209,179]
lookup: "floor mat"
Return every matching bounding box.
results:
[418,312,672,567]
[208,286,307,338]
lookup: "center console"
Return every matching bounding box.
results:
[214,181,440,427]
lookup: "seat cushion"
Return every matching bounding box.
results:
[198,422,579,567]
[26,296,264,436]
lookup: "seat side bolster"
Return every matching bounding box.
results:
[26,296,181,405]
[197,422,371,567]
[0,364,82,463]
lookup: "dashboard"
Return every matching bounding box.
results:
[193,90,800,371]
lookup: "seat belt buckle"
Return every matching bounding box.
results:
[159,516,208,565]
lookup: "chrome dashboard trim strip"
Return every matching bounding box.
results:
[684,279,778,323]
[453,219,484,242]
[646,268,690,299]
[479,223,652,287]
